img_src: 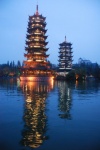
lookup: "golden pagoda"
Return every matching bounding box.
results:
[20,5,54,81]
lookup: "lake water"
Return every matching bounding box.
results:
[0,79,100,150]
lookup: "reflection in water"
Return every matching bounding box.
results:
[75,80,100,94]
[19,81,54,148]
[57,81,72,119]
[0,79,100,150]
[0,78,17,90]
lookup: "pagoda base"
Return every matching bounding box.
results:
[19,76,53,82]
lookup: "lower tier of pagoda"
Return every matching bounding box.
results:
[19,68,55,82]
[22,70,52,75]
[24,60,49,68]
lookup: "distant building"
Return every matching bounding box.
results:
[58,36,73,76]
[78,58,92,65]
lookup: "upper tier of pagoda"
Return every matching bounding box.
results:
[59,36,72,47]
[29,5,46,21]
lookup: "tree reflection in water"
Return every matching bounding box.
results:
[19,81,54,148]
[57,81,72,119]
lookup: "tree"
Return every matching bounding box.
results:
[17,60,21,67]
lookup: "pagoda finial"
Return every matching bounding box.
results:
[65,36,67,42]
[36,4,39,15]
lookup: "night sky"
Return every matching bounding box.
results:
[0,0,100,65]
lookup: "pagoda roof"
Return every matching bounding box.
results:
[24,60,49,67]
[58,54,73,57]
[25,47,48,51]
[58,57,72,61]
[21,66,52,70]
[58,50,73,53]
[59,36,72,46]
[29,5,46,20]
[59,47,73,50]
[24,53,49,58]
[27,27,47,33]
[28,21,46,27]
[57,68,72,72]
[26,40,48,45]
[59,59,73,63]
[29,14,46,20]
[26,34,48,39]
[59,41,72,46]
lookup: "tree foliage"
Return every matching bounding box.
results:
[0,61,22,77]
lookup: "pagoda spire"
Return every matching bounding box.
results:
[65,36,67,42]
[36,4,39,15]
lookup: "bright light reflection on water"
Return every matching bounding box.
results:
[0,79,100,150]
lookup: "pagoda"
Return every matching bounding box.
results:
[58,36,73,76]
[20,5,53,81]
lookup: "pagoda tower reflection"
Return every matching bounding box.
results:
[19,81,54,148]
[57,81,72,119]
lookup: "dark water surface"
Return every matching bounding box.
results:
[0,79,100,150]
